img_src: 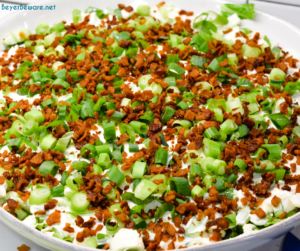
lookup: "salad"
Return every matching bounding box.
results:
[0,1,300,250]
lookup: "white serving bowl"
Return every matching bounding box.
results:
[0,0,300,250]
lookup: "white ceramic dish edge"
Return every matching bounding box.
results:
[0,0,300,250]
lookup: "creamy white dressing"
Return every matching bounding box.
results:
[1,2,300,250]
[0,181,7,198]
[110,228,145,251]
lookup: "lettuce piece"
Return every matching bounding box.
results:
[185,216,208,236]
[221,4,255,20]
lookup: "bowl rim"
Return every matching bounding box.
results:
[1,0,300,250]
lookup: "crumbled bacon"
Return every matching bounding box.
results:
[17,244,31,251]
[46,210,61,226]
[1,4,300,250]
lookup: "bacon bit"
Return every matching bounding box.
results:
[106,109,115,120]
[209,186,219,197]
[296,184,300,193]
[164,191,177,203]
[34,210,47,215]
[63,223,75,233]
[280,102,289,115]
[223,28,233,34]
[260,163,267,170]
[0,176,5,185]
[19,32,26,39]
[76,228,92,242]
[157,2,165,8]
[119,40,133,48]
[95,209,112,222]
[251,208,266,219]
[124,6,133,12]
[44,199,58,211]
[82,217,96,229]
[279,212,287,219]
[46,210,61,226]
[30,153,43,165]
[271,195,281,207]
[102,243,109,250]
[17,244,31,251]
[103,184,112,194]
[118,67,127,77]
[176,202,197,215]
[105,37,115,46]
[152,179,164,185]
[116,133,129,146]
[168,241,175,250]
[7,199,20,213]
[173,215,182,228]
[219,59,228,67]
[178,10,194,16]
[209,230,222,242]
[184,110,196,121]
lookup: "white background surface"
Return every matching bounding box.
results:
[0,0,300,250]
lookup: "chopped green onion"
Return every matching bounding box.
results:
[51,185,64,197]
[70,192,90,212]
[224,213,236,227]
[203,138,221,158]
[29,188,51,205]
[234,158,247,171]
[154,147,168,165]
[220,119,238,135]
[97,153,111,167]
[236,78,253,89]
[172,120,192,129]
[190,163,204,182]
[214,176,226,192]
[96,144,112,157]
[54,131,73,153]
[292,126,300,138]
[102,181,116,200]
[24,110,44,124]
[262,144,281,162]
[191,185,205,198]
[129,143,139,153]
[226,173,238,184]
[242,44,261,58]
[92,164,102,175]
[154,203,174,223]
[72,161,89,173]
[38,161,58,177]
[167,63,185,79]
[190,55,207,68]
[268,113,292,130]
[106,165,125,186]
[129,121,148,134]
[22,119,38,136]
[177,100,188,110]
[270,68,286,82]
[72,9,81,24]
[158,132,168,147]
[237,124,250,138]
[165,54,180,66]
[40,134,57,150]
[273,169,286,180]
[134,179,158,200]
[204,127,220,140]
[102,122,116,142]
[272,47,281,60]
[170,177,191,196]
[131,161,147,179]
[112,150,123,164]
